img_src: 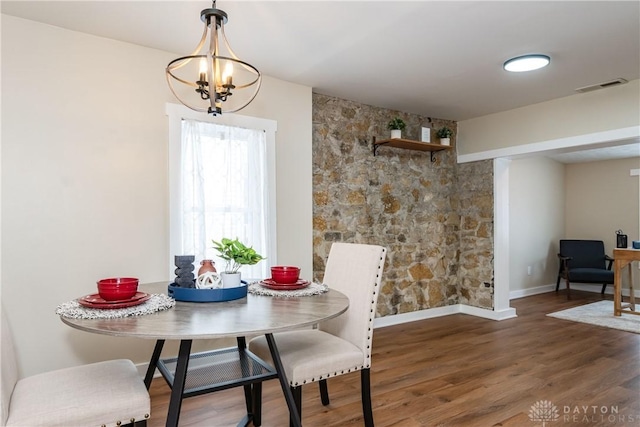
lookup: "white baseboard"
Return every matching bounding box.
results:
[510,282,640,300]
[373,303,517,329]
[373,280,640,330]
[373,305,459,328]
[570,283,640,297]
[460,304,517,320]
[510,284,557,300]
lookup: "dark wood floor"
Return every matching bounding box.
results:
[148,290,640,426]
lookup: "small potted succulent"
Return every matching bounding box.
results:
[436,127,453,146]
[212,237,265,288]
[387,117,406,139]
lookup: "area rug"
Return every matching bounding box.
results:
[547,300,640,333]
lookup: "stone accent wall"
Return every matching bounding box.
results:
[312,93,494,317]
[456,161,494,309]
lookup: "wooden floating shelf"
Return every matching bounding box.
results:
[372,137,453,162]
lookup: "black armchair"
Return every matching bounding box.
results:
[556,239,614,295]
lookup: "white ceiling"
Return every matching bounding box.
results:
[2,0,639,162]
[544,140,640,164]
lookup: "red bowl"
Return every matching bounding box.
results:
[271,266,300,284]
[97,277,138,301]
[98,277,138,286]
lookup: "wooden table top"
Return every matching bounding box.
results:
[613,247,640,261]
[61,282,349,340]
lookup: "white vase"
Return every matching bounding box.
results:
[220,272,242,288]
[440,138,450,146]
[390,129,402,139]
[196,271,222,289]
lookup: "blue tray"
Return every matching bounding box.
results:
[167,283,247,302]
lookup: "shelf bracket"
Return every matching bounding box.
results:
[430,151,436,163]
[372,136,381,156]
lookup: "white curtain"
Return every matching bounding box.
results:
[181,118,270,279]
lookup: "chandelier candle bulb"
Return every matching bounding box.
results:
[199,58,207,82]
[223,62,233,86]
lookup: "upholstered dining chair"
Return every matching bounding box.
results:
[248,242,387,427]
[1,308,151,427]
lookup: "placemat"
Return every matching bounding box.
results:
[56,293,176,319]
[248,281,329,297]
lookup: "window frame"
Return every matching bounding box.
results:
[166,103,277,278]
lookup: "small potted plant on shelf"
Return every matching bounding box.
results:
[387,117,406,139]
[212,237,265,288]
[436,127,453,146]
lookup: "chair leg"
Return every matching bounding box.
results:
[361,368,375,427]
[319,379,330,406]
[565,277,571,298]
[556,274,561,292]
[601,283,607,294]
[289,386,302,427]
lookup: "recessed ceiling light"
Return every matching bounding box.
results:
[503,54,550,72]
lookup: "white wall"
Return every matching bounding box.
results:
[564,157,640,289]
[459,78,639,307]
[509,157,565,292]
[458,79,640,155]
[1,15,312,377]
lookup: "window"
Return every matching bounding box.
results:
[167,104,277,279]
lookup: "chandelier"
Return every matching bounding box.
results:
[166,1,261,115]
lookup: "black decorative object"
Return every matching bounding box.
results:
[174,255,196,288]
[616,230,628,248]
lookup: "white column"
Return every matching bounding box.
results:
[493,158,517,317]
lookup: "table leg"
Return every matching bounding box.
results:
[614,259,623,316]
[144,339,165,389]
[166,340,192,427]
[628,260,635,311]
[236,337,254,427]
[265,333,302,427]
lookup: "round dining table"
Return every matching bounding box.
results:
[61,281,350,427]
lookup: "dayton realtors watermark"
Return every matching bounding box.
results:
[529,400,640,425]
[563,405,638,424]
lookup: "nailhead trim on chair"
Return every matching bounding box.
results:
[104,414,148,427]
[292,365,365,386]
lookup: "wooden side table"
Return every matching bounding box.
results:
[613,248,639,316]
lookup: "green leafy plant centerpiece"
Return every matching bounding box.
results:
[436,127,453,139]
[387,117,406,131]
[212,237,266,273]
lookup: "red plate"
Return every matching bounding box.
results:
[78,293,151,309]
[259,279,310,291]
[81,292,148,304]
